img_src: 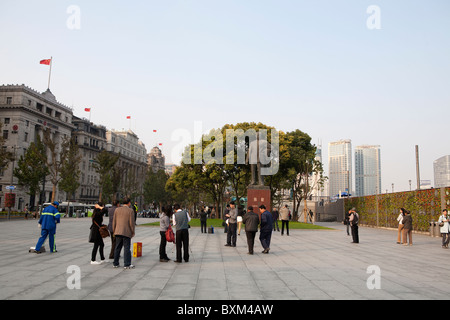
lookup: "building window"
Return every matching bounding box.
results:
[4,118,10,124]
[6,97,12,104]
[3,130,8,140]
[24,132,28,142]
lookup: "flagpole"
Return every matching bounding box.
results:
[47,56,53,90]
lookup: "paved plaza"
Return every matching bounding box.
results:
[0,216,449,301]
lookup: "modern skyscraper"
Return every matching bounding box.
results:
[434,155,450,188]
[355,145,381,196]
[328,139,352,198]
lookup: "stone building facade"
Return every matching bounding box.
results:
[0,85,74,210]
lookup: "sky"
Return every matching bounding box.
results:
[1,0,449,193]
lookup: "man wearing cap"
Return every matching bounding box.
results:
[33,201,60,253]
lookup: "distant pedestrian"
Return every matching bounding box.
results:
[90,201,108,264]
[272,209,279,231]
[344,210,350,235]
[349,207,359,243]
[24,203,29,220]
[33,201,60,253]
[259,205,273,253]
[237,205,244,236]
[173,203,190,263]
[438,209,450,248]
[396,208,406,244]
[112,198,136,269]
[199,207,207,233]
[401,208,412,246]
[243,206,259,254]
[279,205,290,236]
[107,200,119,260]
[159,206,173,262]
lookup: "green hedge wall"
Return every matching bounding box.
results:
[344,187,450,232]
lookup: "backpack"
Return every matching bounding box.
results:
[165,225,175,243]
[352,212,359,225]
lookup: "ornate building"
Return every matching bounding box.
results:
[147,146,165,173]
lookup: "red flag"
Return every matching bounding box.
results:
[126,116,131,119]
[159,143,163,146]
[40,59,51,65]
[84,108,91,112]
[153,130,157,132]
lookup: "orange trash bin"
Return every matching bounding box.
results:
[133,242,142,257]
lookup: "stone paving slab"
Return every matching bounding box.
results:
[0,217,449,301]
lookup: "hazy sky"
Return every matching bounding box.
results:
[1,0,449,193]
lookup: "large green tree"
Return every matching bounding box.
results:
[13,135,48,207]
[92,150,120,202]
[279,129,326,221]
[144,169,171,210]
[59,136,82,201]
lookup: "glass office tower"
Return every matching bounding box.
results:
[355,145,381,196]
[328,140,352,198]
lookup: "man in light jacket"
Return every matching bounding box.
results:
[225,201,238,247]
[279,205,290,236]
[439,209,449,248]
[112,198,136,269]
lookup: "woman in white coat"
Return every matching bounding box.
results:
[438,209,450,248]
[396,208,406,244]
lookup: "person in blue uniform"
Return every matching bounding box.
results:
[33,201,60,253]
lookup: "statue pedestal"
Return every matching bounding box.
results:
[247,185,271,215]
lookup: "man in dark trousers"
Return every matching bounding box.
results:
[199,207,207,233]
[225,201,238,247]
[259,205,273,253]
[173,203,190,263]
[242,206,260,255]
[349,207,359,243]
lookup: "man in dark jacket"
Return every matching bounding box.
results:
[259,205,273,253]
[243,206,260,255]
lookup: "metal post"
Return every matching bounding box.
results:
[415,145,420,190]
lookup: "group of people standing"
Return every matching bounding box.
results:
[90,198,136,269]
[223,202,274,254]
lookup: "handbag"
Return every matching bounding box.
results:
[165,225,175,243]
[94,220,110,238]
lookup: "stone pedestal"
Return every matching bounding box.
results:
[247,185,271,215]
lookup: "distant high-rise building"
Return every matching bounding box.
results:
[434,155,450,188]
[328,139,352,197]
[355,145,381,196]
